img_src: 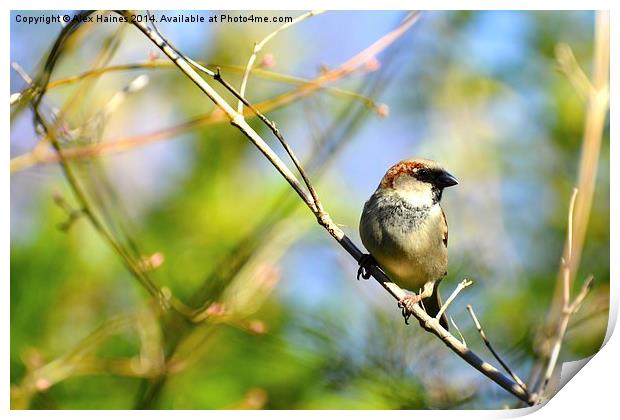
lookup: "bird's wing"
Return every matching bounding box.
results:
[440,207,448,247]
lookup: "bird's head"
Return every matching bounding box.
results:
[378,158,458,206]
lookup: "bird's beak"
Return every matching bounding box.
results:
[436,170,459,188]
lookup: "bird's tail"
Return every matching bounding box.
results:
[422,281,449,330]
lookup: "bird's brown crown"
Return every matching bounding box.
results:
[379,158,443,189]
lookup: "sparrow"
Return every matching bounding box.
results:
[358,158,458,327]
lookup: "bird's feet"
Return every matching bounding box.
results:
[398,294,423,325]
[357,254,376,280]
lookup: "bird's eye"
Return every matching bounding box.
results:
[415,168,430,180]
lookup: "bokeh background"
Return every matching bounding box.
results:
[10,10,609,409]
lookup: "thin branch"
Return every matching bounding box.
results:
[535,187,595,402]
[27,11,194,321]
[146,10,318,209]
[237,10,325,113]
[11,62,33,84]
[450,317,467,347]
[466,305,529,394]
[144,10,370,214]
[555,43,594,101]
[33,111,177,310]
[10,67,382,173]
[225,10,325,212]
[567,275,595,314]
[557,10,609,302]
[12,9,395,174]
[213,69,323,212]
[535,276,594,403]
[11,61,380,110]
[121,11,317,214]
[435,278,472,321]
[564,188,579,303]
[207,13,417,213]
[342,240,534,404]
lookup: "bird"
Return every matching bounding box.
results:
[358,158,458,328]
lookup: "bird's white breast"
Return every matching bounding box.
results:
[359,190,448,291]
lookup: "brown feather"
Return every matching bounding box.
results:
[379,158,443,190]
[440,207,449,247]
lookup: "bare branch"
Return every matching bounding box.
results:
[10,64,382,173]
[11,61,381,110]
[555,43,594,101]
[11,62,33,84]
[567,275,594,314]
[535,187,595,402]
[466,305,529,394]
[564,188,579,303]
[435,278,472,321]
[142,11,326,214]
[557,10,609,301]
[449,317,467,347]
[536,276,594,403]
[122,11,318,214]
[27,11,194,320]
[237,10,325,113]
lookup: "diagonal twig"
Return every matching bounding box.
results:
[435,278,472,321]
[466,305,529,394]
[213,69,323,213]
[10,62,383,173]
[145,11,324,213]
[535,188,595,402]
[237,10,325,114]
